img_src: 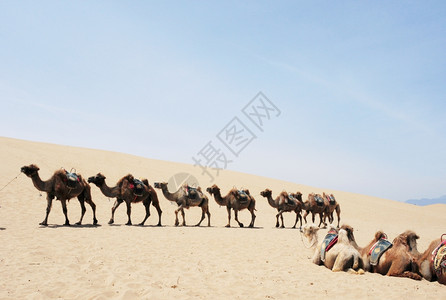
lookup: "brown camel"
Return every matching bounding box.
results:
[304,224,364,274]
[260,189,302,228]
[154,182,210,227]
[302,193,327,228]
[416,236,446,285]
[21,164,97,226]
[322,193,341,228]
[364,230,422,280]
[88,173,162,226]
[206,184,256,228]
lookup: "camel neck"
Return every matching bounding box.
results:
[266,194,277,208]
[30,172,52,192]
[99,181,120,198]
[212,189,228,206]
[161,186,177,201]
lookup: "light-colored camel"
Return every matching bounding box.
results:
[260,189,302,228]
[88,173,162,226]
[21,164,97,226]
[154,182,210,227]
[322,193,341,228]
[206,184,256,228]
[416,237,446,285]
[302,193,327,228]
[304,224,364,274]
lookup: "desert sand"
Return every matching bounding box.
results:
[0,136,444,299]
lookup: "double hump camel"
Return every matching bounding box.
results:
[21,164,98,226]
[88,173,162,226]
[154,182,210,227]
[206,184,256,228]
[260,189,303,228]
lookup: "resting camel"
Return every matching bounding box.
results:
[21,164,97,226]
[322,193,341,228]
[416,236,446,284]
[260,189,302,228]
[88,173,162,226]
[154,182,210,227]
[304,224,364,274]
[354,230,422,280]
[206,184,256,228]
[302,193,327,228]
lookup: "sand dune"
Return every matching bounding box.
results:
[0,137,444,299]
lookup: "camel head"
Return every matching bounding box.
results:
[87,173,106,187]
[395,230,420,253]
[291,192,303,201]
[260,189,272,198]
[302,224,320,245]
[340,224,356,242]
[206,184,220,195]
[154,182,167,189]
[21,164,40,177]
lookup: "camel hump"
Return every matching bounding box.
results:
[142,179,149,186]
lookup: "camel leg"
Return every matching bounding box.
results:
[335,206,341,228]
[125,201,132,225]
[206,207,211,227]
[302,210,309,224]
[109,199,123,224]
[76,197,86,225]
[292,211,299,229]
[275,213,280,228]
[249,208,256,228]
[180,208,186,226]
[234,209,244,227]
[386,262,422,280]
[151,198,162,226]
[40,195,53,226]
[139,202,151,226]
[226,206,231,227]
[195,206,206,227]
[83,194,97,225]
[280,213,285,228]
[61,199,70,226]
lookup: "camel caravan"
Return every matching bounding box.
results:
[19,164,446,285]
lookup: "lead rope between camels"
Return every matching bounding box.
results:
[0,172,22,207]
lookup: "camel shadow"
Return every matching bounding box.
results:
[226,226,264,230]
[41,223,102,229]
[0,227,6,231]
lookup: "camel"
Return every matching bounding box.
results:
[88,173,162,226]
[322,193,341,228]
[206,184,256,228]
[416,236,446,284]
[21,164,97,226]
[154,182,210,227]
[260,189,302,228]
[303,224,364,274]
[302,193,327,228]
[349,229,422,280]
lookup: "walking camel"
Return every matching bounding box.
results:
[260,189,303,228]
[206,184,256,228]
[154,182,210,227]
[88,173,162,226]
[21,164,97,226]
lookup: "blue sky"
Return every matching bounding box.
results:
[1,1,445,201]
